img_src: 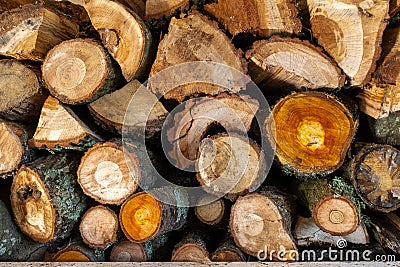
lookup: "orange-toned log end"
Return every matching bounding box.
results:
[195,195,225,225]
[351,144,400,212]
[230,193,297,260]
[10,167,55,243]
[53,249,91,262]
[120,192,162,243]
[80,205,118,249]
[212,250,243,262]
[0,121,23,176]
[313,195,359,236]
[110,240,147,262]
[266,91,357,177]
[77,142,140,205]
[171,244,209,262]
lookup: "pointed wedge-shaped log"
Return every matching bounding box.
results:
[370,212,400,254]
[0,120,36,179]
[166,92,259,170]
[266,91,357,178]
[349,144,400,212]
[10,153,87,243]
[77,142,140,205]
[145,0,189,19]
[294,216,369,246]
[246,38,344,91]
[307,0,389,86]
[80,205,118,249]
[149,13,246,101]
[298,177,363,236]
[0,200,48,261]
[52,236,105,262]
[230,187,297,260]
[42,38,124,104]
[212,236,246,262]
[30,96,102,151]
[0,59,48,122]
[196,133,266,200]
[0,3,79,61]
[205,0,301,37]
[120,186,189,243]
[88,80,168,138]
[84,0,153,81]
[171,231,210,263]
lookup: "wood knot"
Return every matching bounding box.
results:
[98,28,120,53]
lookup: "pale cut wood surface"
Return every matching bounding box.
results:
[145,0,189,19]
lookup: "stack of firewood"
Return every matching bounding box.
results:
[0,0,399,262]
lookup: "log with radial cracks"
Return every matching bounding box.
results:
[0,59,48,122]
[30,96,102,151]
[246,38,344,91]
[42,38,124,104]
[84,0,153,81]
[230,187,297,260]
[349,144,400,212]
[149,13,247,102]
[120,186,189,242]
[205,0,301,37]
[196,133,266,200]
[165,92,259,170]
[171,231,210,263]
[145,0,189,19]
[10,153,87,243]
[77,142,140,205]
[307,0,389,86]
[88,80,168,138]
[357,26,400,118]
[265,91,357,177]
[0,3,79,61]
[79,205,118,249]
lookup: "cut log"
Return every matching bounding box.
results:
[294,216,369,247]
[265,91,357,178]
[205,0,301,37]
[370,212,400,254]
[212,236,246,262]
[368,110,400,147]
[194,195,226,226]
[0,3,79,61]
[0,200,48,261]
[84,0,153,81]
[88,80,168,138]
[230,187,297,260]
[42,38,124,104]
[349,144,400,212]
[77,142,140,205]
[120,186,189,242]
[357,26,400,118]
[299,177,361,236]
[117,0,146,18]
[52,237,105,262]
[307,0,389,86]
[171,231,210,263]
[149,13,246,102]
[30,96,102,151]
[165,92,259,170]
[196,133,266,200]
[10,153,87,243]
[145,0,189,19]
[0,59,48,122]
[79,205,118,249]
[246,38,344,91]
[0,121,36,179]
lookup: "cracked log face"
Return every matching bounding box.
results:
[165,93,259,171]
[196,133,266,200]
[84,0,152,81]
[307,0,389,86]
[246,38,344,91]
[205,0,301,37]
[77,142,140,205]
[79,205,118,249]
[149,13,246,102]
[145,0,189,19]
[0,121,24,176]
[266,91,357,177]
[350,144,400,212]
[110,239,147,262]
[31,96,102,150]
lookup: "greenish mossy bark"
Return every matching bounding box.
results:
[0,200,48,261]
[42,136,99,153]
[52,236,105,262]
[143,233,173,261]
[368,111,400,148]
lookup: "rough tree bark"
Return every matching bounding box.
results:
[171,230,210,263]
